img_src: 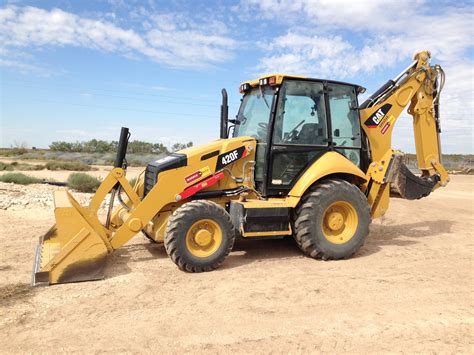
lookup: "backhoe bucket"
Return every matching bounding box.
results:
[32,190,111,286]
[389,154,438,200]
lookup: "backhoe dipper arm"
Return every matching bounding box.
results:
[359,51,449,218]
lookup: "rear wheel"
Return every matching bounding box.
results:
[164,200,235,272]
[293,178,371,260]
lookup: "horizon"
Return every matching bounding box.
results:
[2,138,474,157]
[1,0,473,153]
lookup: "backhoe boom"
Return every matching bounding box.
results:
[359,51,449,217]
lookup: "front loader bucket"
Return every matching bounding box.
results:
[32,190,111,286]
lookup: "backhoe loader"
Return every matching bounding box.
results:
[33,50,449,285]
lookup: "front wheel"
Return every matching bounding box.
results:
[164,200,235,272]
[293,178,371,260]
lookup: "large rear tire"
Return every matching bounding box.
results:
[293,178,371,260]
[164,200,235,272]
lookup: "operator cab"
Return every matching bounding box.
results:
[232,75,366,196]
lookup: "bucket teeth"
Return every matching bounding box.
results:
[32,245,48,285]
[40,242,61,268]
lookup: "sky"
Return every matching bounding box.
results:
[0,0,473,153]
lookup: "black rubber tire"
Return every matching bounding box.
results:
[164,200,235,272]
[293,178,371,260]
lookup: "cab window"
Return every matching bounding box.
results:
[328,84,361,148]
[234,86,274,143]
[273,81,328,146]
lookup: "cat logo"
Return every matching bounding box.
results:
[364,103,392,128]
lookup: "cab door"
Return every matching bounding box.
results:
[266,79,330,196]
[326,83,362,167]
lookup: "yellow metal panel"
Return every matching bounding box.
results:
[109,137,257,249]
[243,229,292,237]
[239,198,294,209]
[371,184,390,219]
[288,152,367,198]
[146,211,172,243]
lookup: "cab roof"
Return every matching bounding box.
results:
[240,73,366,94]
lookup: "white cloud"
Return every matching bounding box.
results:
[239,0,424,31]
[242,0,473,78]
[0,5,238,69]
[254,6,473,77]
[244,0,473,152]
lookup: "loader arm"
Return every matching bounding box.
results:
[359,51,449,218]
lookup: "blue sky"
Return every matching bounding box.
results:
[1,0,473,153]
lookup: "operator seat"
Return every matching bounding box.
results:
[295,123,324,145]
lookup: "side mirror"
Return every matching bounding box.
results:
[334,129,340,137]
[220,88,228,139]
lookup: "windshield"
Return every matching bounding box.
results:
[233,86,275,142]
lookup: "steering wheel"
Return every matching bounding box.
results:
[283,130,298,143]
[282,120,306,143]
[258,122,268,130]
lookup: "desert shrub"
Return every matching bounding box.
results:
[0,173,42,185]
[45,161,91,171]
[2,162,45,171]
[25,163,45,171]
[67,173,101,192]
[10,141,28,155]
[171,142,193,152]
[0,162,14,171]
[127,159,146,167]
[0,149,16,157]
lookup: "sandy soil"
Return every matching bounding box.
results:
[0,176,473,353]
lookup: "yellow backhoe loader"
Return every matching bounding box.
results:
[33,50,449,285]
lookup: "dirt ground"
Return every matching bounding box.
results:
[0,175,472,353]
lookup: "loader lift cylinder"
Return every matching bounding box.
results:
[107,127,130,228]
[114,127,130,168]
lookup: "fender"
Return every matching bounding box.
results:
[288,151,367,199]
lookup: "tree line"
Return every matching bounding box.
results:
[49,139,193,154]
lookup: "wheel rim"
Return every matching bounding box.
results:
[321,201,358,244]
[185,219,223,257]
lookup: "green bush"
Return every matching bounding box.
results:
[11,147,28,155]
[0,162,44,171]
[67,173,101,192]
[0,162,14,171]
[23,163,45,171]
[45,161,91,171]
[0,173,42,185]
[47,139,189,154]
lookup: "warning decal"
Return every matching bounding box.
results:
[185,166,211,184]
